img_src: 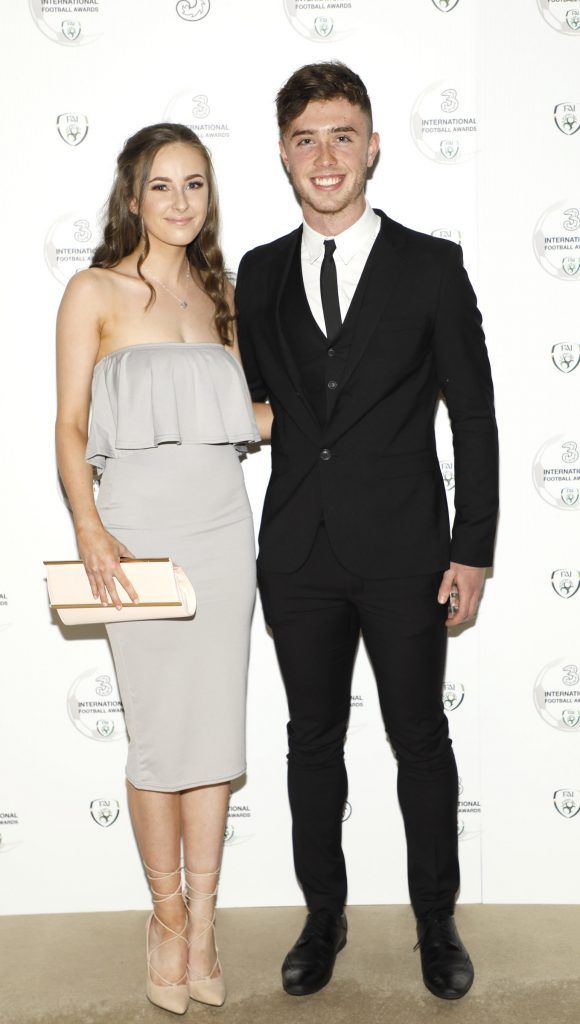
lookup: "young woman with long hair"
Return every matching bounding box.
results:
[55,123,261,1014]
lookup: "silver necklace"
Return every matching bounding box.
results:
[148,262,191,309]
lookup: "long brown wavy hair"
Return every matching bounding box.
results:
[91,123,233,345]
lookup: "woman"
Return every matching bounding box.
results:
[55,123,264,1014]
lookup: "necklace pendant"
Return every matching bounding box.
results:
[180,300,188,310]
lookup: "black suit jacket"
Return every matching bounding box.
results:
[236,210,499,578]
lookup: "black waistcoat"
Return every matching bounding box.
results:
[278,240,351,425]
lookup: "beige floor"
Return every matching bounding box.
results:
[2,905,579,1024]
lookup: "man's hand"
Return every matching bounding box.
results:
[438,562,486,627]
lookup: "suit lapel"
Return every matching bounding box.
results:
[334,214,404,398]
[271,228,321,432]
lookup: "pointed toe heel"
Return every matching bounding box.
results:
[185,867,226,1007]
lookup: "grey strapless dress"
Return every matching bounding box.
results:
[86,342,261,792]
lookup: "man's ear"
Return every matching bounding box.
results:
[279,137,289,170]
[367,132,380,169]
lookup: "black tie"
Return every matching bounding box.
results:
[320,239,342,344]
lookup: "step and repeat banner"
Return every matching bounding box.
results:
[0,1,578,915]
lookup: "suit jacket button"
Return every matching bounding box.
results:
[320,449,332,461]
[327,380,338,390]
[328,347,336,357]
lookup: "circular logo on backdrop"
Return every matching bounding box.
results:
[532,435,580,510]
[553,789,580,817]
[533,201,580,279]
[56,113,89,147]
[411,82,478,164]
[164,91,230,142]
[537,0,580,33]
[283,0,357,41]
[534,659,580,731]
[0,811,22,853]
[67,668,126,742]
[431,0,460,9]
[45,213,96,285]
[551,569,580,599]
[176,0,210,21]
[554,103,580,135]
[443,681,465,711]
[224,804,253,846]
[457,788,481,841]
[28,0,104,45]
[552,343,580,374]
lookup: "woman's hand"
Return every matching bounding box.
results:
[77,523,139,609]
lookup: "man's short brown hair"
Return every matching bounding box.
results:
[276,62,373,137]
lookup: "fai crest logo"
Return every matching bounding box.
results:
[90,799,120,827]
[554,103,580,135]
[552,343,580,373]
[440,140,459,160]
[537,1,580,33]
[562,256,580,275]
[554,789,580,817]
[62,19,81,41]
[439,460,455,491]
[56,113,88,147]
[551,569,580,599]
[314,16,333,37]
[432,229,462,245]
[432,0,460,9]
[443,681,465,711]
[176,0,210,21]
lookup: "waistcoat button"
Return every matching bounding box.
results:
[320,449,332,461]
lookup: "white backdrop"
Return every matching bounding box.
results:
[0,0,579,915]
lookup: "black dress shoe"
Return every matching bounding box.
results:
[415,912,474,1000]
[282,909,347,996]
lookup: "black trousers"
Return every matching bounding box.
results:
[258,525,459,920]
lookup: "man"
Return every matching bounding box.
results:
[236,62,498,1001]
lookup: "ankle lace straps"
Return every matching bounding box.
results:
[143,862,183,903]
[184,867,220,900]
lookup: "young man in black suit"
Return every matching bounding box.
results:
[236,62,498,1001]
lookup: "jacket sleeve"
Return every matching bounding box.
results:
[431,243,499,567]
[235,253,269,402]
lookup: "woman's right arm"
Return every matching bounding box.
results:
[252,402,273,441]
[55,271,138,608]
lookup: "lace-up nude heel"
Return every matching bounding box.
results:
[184,867,226,1006]
[144,864,189,1015]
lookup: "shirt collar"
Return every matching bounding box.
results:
[302,200,380,266]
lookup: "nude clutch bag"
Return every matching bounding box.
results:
[44,558,196,625]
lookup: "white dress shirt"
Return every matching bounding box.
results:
[301,200,381,335]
